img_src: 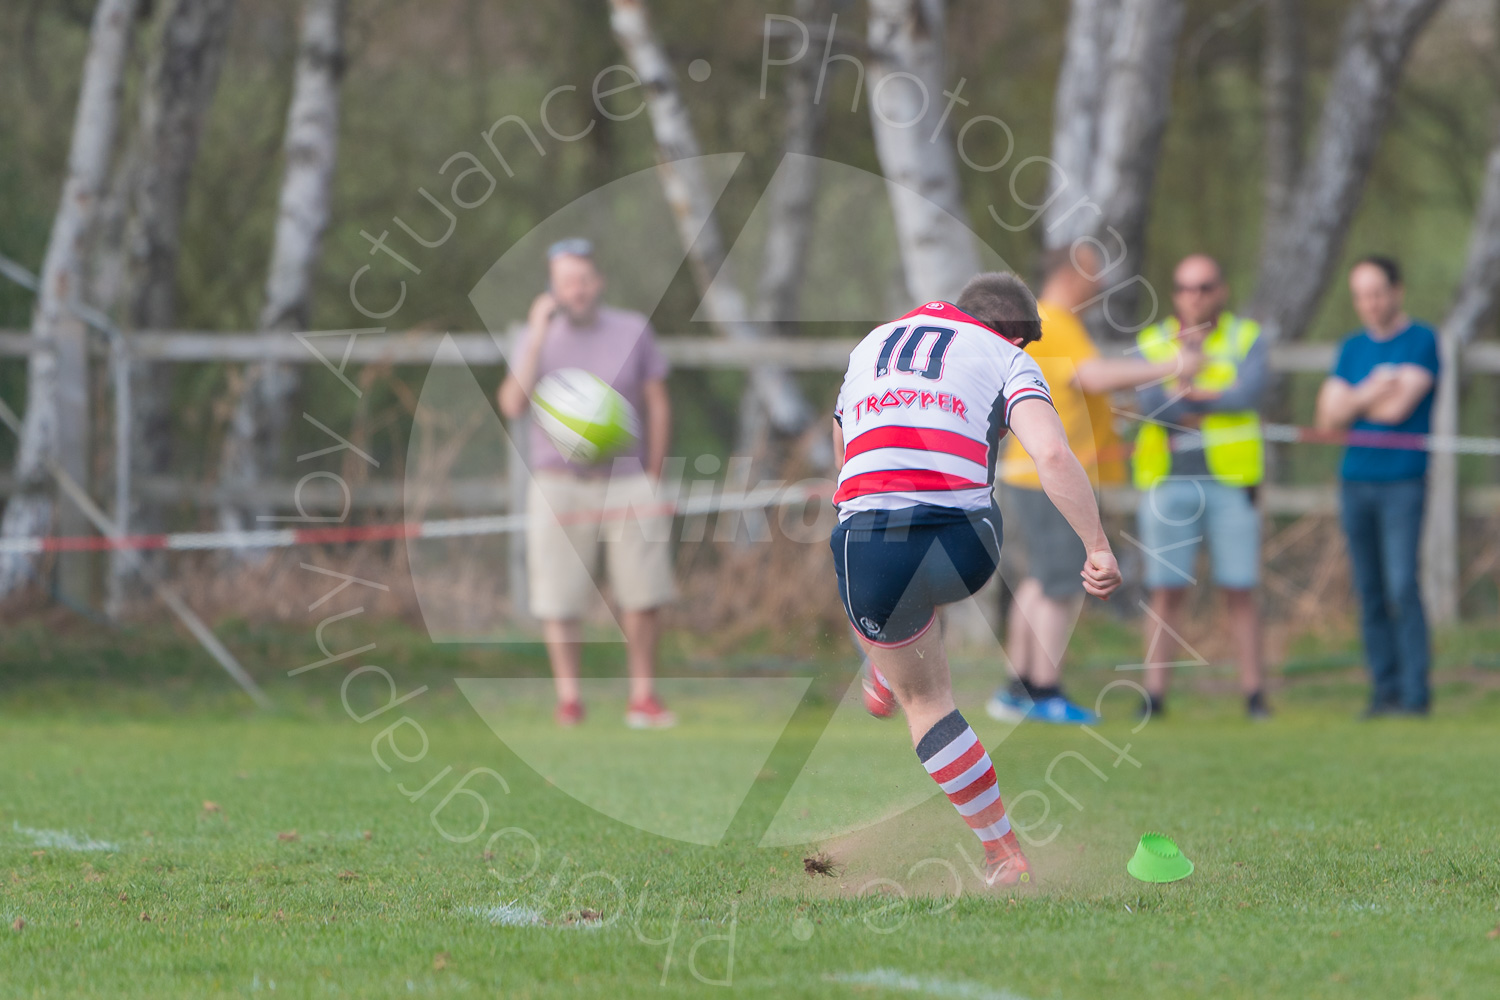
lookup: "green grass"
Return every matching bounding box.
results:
[2,619,1499,998]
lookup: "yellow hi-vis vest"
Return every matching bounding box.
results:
[1132,312,1264,489]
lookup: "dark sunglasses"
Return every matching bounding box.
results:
[1173,281,1219,295]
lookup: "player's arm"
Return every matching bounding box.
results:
[1008,399,1121,599]
[498,292,558,419]
[831,417,845,472]
[642,378,670,480]
[1363,365,1434,425]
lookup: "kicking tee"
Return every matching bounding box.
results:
[833,301,1054,519]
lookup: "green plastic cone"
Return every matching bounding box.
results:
[1126,832,1194,883]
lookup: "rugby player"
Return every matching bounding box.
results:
[830,272,1122,887]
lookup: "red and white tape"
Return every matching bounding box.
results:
[2,421,1492,555]
[0,484,829,555]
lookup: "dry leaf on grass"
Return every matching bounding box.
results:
[277,831,298,842]
[10,918,22,931]
[202,801,221,814]
[433,952,450,971]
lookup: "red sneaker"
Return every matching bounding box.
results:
[625,696,677,729]
[862,667,897,719]
[554,701,585,727]
[983,831,1032,888]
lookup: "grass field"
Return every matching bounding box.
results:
[2,616,1499,998]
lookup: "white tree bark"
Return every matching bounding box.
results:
[739,0,835,465]
[1424,129,1500,623]
[608,0,813,436]
[1248,0,1444,341]
[1260,0,1305,257]
[1088,0,1184,273]
[108,0,236,598]
[0,0,141,597]
[754,0,833,330]
[1045,0,1184,305]
[864,0,978,301]
[218,0,346,536]
[1046,0,1120,239]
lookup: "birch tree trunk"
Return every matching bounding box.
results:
[1088,0,1184,283]
[0,0,141,598]
[1260,0,1305,256]
[1423,129,1500,623]
[1247,0,1444,341]
[864,0,977,301]
[218,0,346,537]
[1044,0,1183,335]
[1046,0,1120,239]
[607,0,813,437]
[754,0,832,331]
[739,0,835,465]
[108,0,236,599]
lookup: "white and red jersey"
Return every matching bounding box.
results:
[833,301,1054,518]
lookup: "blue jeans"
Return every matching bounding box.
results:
[1339,478,1430,710]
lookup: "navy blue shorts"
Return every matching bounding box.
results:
[831,504,1003,647]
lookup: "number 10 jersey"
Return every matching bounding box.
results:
[833,301,1055,519]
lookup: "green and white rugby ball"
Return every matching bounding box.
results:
[531,368,640,465]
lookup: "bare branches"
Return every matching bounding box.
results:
[607,0,813,437]
[1260,0,1305,253]
[1249,0,1445,341]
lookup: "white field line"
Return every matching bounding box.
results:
[827,968,1034,1000]
[13,822,120,852]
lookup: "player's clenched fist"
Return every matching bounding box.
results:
[1081,549,1122,600]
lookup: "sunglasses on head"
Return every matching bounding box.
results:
[1173,280,1219,295]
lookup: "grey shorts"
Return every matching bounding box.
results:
[1137,477,1260,590]
[1007,486,1086,600]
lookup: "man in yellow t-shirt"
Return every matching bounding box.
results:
[987,246,1198,725]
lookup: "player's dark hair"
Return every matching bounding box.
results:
[1354,255,1402,287]
[956,271,1043,345]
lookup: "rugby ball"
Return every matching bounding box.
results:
[531,368,640,465]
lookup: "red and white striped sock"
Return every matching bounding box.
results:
[916,709,1012,851]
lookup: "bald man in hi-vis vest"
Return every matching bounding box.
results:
[1132,255,1270,721]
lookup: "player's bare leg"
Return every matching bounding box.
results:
[858,616,1031,888]
[1143,586,1190,709]
[542,619,585,725]
[1224,588,1270,716]
[622,608,675,728]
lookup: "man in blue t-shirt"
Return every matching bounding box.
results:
[1315,256,1440,717]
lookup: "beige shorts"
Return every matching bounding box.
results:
[526,470,678,620]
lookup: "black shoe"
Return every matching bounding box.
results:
[1136,693,1166,722]
[1246,691,1272,720]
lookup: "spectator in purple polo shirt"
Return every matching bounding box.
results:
[498,239,677,729]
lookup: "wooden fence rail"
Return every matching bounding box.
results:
[0,329,1492,621]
